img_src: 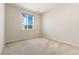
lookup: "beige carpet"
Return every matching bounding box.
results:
[2,38,79,55]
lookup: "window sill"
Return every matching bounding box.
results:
[22,28,34,31]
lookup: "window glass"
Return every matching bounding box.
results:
[23,14,33,30]
[28,15,33,29]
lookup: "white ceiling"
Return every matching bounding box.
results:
[12,3,62,14]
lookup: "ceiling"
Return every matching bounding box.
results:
[12,3,62,14]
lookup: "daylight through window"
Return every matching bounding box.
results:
[23,14,34,30]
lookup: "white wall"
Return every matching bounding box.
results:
[5,4,41,43]
[0,4,5,54]
[42,4,79,47]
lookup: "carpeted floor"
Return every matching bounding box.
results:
[2,38,79,55]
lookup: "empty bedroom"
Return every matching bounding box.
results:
[1,3,79,55]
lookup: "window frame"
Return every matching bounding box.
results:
[22,13,34,30]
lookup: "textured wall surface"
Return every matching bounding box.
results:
[42,4,79,47]
[0,3,5,54]
[5,4,41,43]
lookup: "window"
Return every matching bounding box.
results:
[23,14,34,30]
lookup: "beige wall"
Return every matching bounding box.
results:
[42,4,79,47]
[5,4,41,43]
[0,3,5,54]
